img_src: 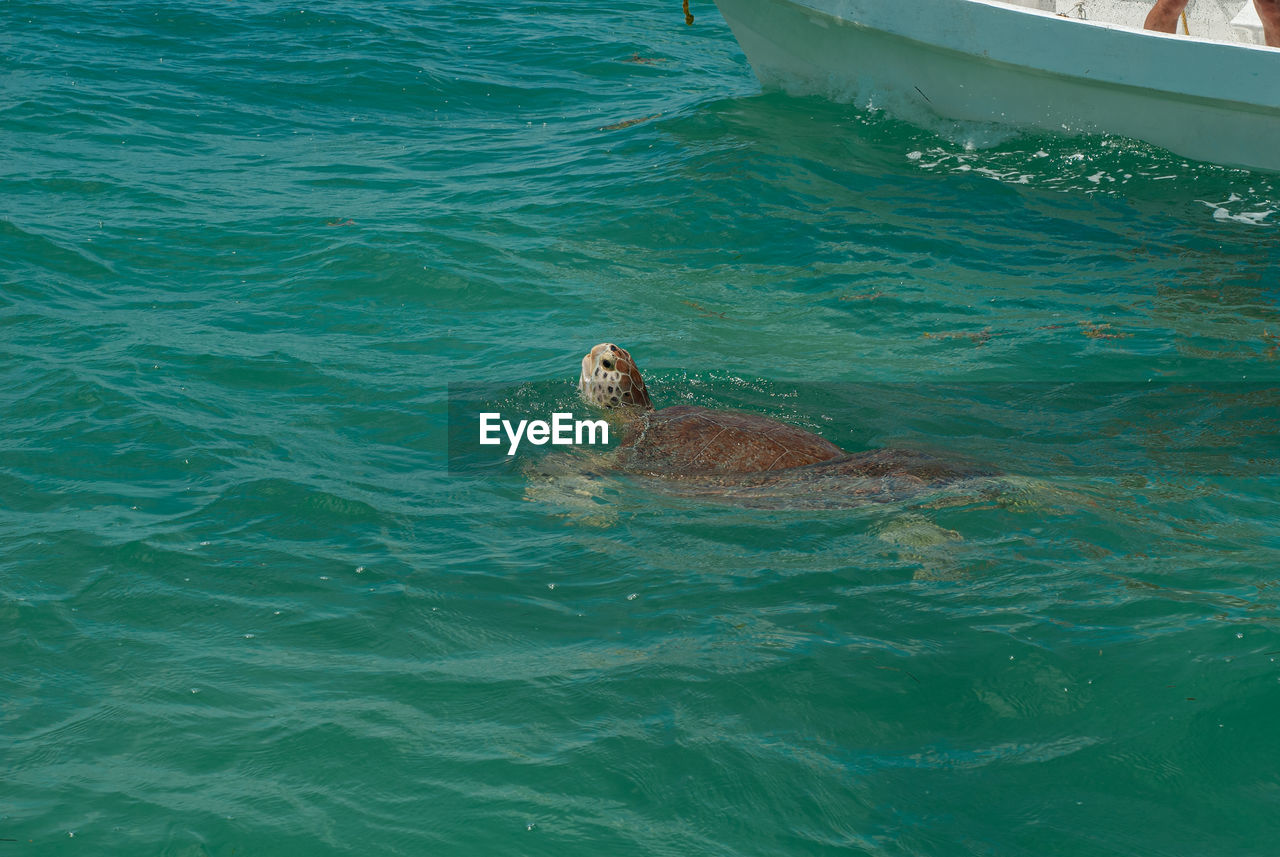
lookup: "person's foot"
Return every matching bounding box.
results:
[1255,0,1280,46]
[1143,0,1189,34]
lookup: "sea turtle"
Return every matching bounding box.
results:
[575,342,989,504]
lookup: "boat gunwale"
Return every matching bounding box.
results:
[969,0,1277,55]
[778,0,1280,117]
[765,0,1280,110]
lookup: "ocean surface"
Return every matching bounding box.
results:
[4,1,1280,854]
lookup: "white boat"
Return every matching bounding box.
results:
[710,0,1280,172]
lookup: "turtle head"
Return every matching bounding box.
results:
[578,343,652,410]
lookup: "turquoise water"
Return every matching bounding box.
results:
[4,1,1280,854]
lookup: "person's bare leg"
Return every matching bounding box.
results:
[1255,0,1280,46]
[1144,0,1189,33]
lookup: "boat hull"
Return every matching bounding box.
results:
[713,0,1280,172]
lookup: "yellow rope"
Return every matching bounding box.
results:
[683,0,694,25]
[1181,10,1190,35]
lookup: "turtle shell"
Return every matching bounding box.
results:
[615,405,843,475]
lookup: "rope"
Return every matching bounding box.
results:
[683,0,694,25]
[1181,10,1190,35]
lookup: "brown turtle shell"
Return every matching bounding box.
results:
[615,405,843,475]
